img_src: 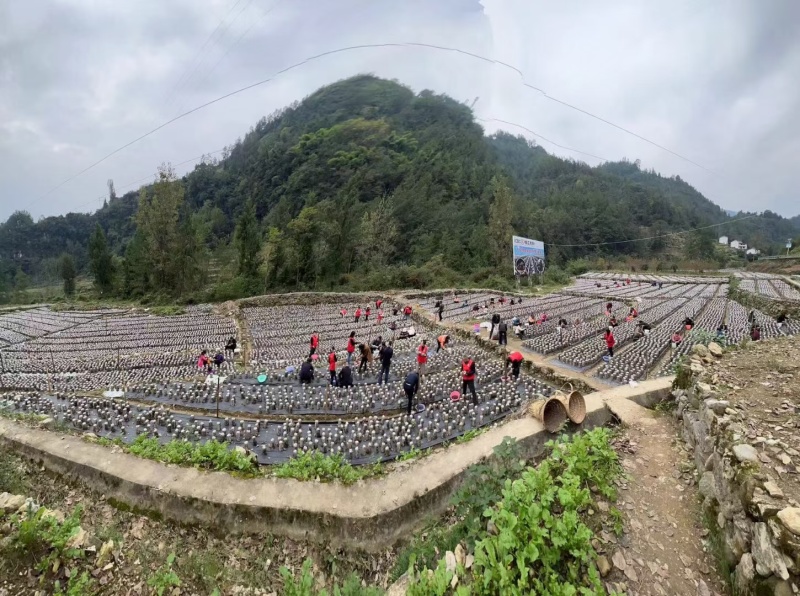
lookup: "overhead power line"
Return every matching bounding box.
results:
[159,0,251,114]
[32,41,716,205]
[477,117,608,163]
[545,215,759,248]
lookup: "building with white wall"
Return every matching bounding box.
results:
[719,235,728,245]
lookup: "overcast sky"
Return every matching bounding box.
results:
[1,0,799,222]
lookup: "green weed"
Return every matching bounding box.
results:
[273,451,383,485]
[54,571,94,596]
[126,435,260,476]
[279,559,385,595]
[5,505,86,578]
[147,552,182,596]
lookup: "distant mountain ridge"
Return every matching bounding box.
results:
[0,75,798,294]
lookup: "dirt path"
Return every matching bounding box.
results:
[602,401,727,595]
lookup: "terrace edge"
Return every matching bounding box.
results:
[0,378,671,552]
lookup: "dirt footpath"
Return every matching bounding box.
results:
[602,401,727,595]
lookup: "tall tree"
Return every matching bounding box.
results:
[487,176,515,269]
[122,232,150,297]
[260,227,284,289]
[107,179,116,202]
[135,164,183,292]
[234,199,261,279]
[88,224,114,294]
[357,194,399,269]
[59,254,76,296]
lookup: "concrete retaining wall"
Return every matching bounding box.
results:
[0,379,670,551]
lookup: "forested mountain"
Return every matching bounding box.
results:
[1,75,798,300]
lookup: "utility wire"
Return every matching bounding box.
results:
[32,40,716,204]
[545,215,759,247]
[172,0,285,118]
[477,117,608,162]
[160,0,253,115]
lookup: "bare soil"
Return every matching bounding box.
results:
[601,412,728,595]
[705,336,800,507]
[0,447,395,596]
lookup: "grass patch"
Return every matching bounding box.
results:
[273,451,383,485]
[0,448,31,495]
[147,552,182,596]
[280,559,385,596]
[701,507,735,592]
[125,435,261,476]
[1,505,90,592]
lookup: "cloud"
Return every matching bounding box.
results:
[0,0,798,221]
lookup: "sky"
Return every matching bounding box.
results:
[1,0,799,222]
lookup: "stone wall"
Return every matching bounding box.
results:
[674,347,800,595]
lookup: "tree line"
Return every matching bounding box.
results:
[1,75,798,303]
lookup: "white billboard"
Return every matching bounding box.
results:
[512,236,546,276]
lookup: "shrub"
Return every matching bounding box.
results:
[542,266,571,285]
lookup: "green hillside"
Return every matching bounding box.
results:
[0,75,798,301]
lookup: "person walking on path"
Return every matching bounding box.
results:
[354,307,362,323]
[309,332,319,357]
[403,370,420,415]
[416,339,429,376]
[378,341,393,385]
[498,320,508,346]
[299,358,314,385]
[327,347,337,385]
[603,328,616,361]
[436,334,450,352]
[461,357,478,405]
[506,351,524,381]
[437,301,445,322]
[346,331,356,366]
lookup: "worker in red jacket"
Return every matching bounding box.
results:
[375,298,383,310]
[461,357,478,404]
[365,306,371,321]
[506,351,524,381]
[354,307,362,323]
[327,347,337,385]
[416,339,429,375]
[346,331,356,366]
[309,332,319,357]
[604,328,616,361]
